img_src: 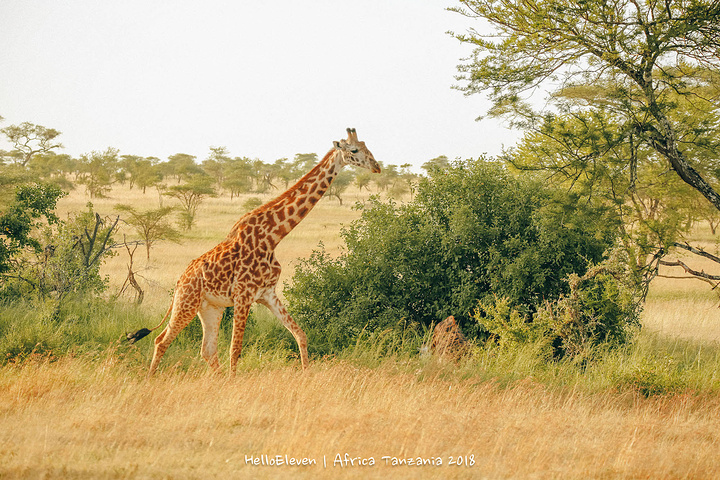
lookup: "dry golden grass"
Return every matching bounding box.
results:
[2,182,719,478]
[2,354,720,479]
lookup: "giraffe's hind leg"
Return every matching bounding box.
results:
[228,299,252,375]
[148,292,201,376]
[197,302,224,372]
[258,288,309,370]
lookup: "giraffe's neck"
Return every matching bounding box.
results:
[233,148,343,248]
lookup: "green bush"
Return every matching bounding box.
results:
[476,251,643,359]
[242,197,263,211]
[1,202,116,305]
[286,158,619,354]
[0,182,65,276]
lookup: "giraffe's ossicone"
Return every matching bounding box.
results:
[131,128,380,376]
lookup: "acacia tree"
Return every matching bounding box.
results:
[452,0,720,209]
[115,204,181,260]
[163,153,203,183]
[506,104,702,290]
[202,146,231,192]
[79,148,119,198]
[164,175,216,230]
[0,122,63,167]
[133,157,163,194]
[327,170,354,205]
[223,157,254,199]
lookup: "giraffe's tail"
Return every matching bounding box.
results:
[126,300,174,344]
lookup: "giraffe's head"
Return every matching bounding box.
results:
[333,128,381,174]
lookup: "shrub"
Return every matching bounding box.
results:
[476,251,643,359]
[286,158,620,354]
[0,182,65,276]
[242,197,263,211]
[1,202,117,306]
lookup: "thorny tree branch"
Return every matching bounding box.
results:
[74,214,120,269]
[656,242,720,301]
[117,235,145,304]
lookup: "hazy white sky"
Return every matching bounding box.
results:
[0,1,520,170]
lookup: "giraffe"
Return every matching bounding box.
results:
[128,128,380,375]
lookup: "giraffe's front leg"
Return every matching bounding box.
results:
[258,288,309,370]
[229,300,251,375]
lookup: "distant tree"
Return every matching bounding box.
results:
[389,178,410,198]
[397,163,420,198]
[253,159,277,192]
[78,148,119,198]
[133,158,163,194]
[61,155,84,181]
[164,174,216,230]
[115,204,181,260]
[293,153,318,174]
[421,156,450,175]
[118,155,143,188]
[355,171,373,192]
[373,163,399,192]
[694,195,720,235]
[273,158,296,188]
[202,147,231,191]
[1,122,63,167]
[328,170,355,205]
[223,157,255,199]
[163,153,203,183]
[28,152,75,189]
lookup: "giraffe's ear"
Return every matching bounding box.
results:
[333,141,342,149]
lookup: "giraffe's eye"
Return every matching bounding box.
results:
[350,148,359,154]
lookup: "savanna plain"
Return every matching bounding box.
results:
[2,184,720,479]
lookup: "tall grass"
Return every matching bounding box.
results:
[2,298,720,478]
[3,280,720,396]
[0,298,142,362]
[2,338,720,479]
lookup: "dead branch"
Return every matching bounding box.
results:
[118,235,144,304]
[659,258,720,282]
[656,273,719,288]
[672,242,720,264]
